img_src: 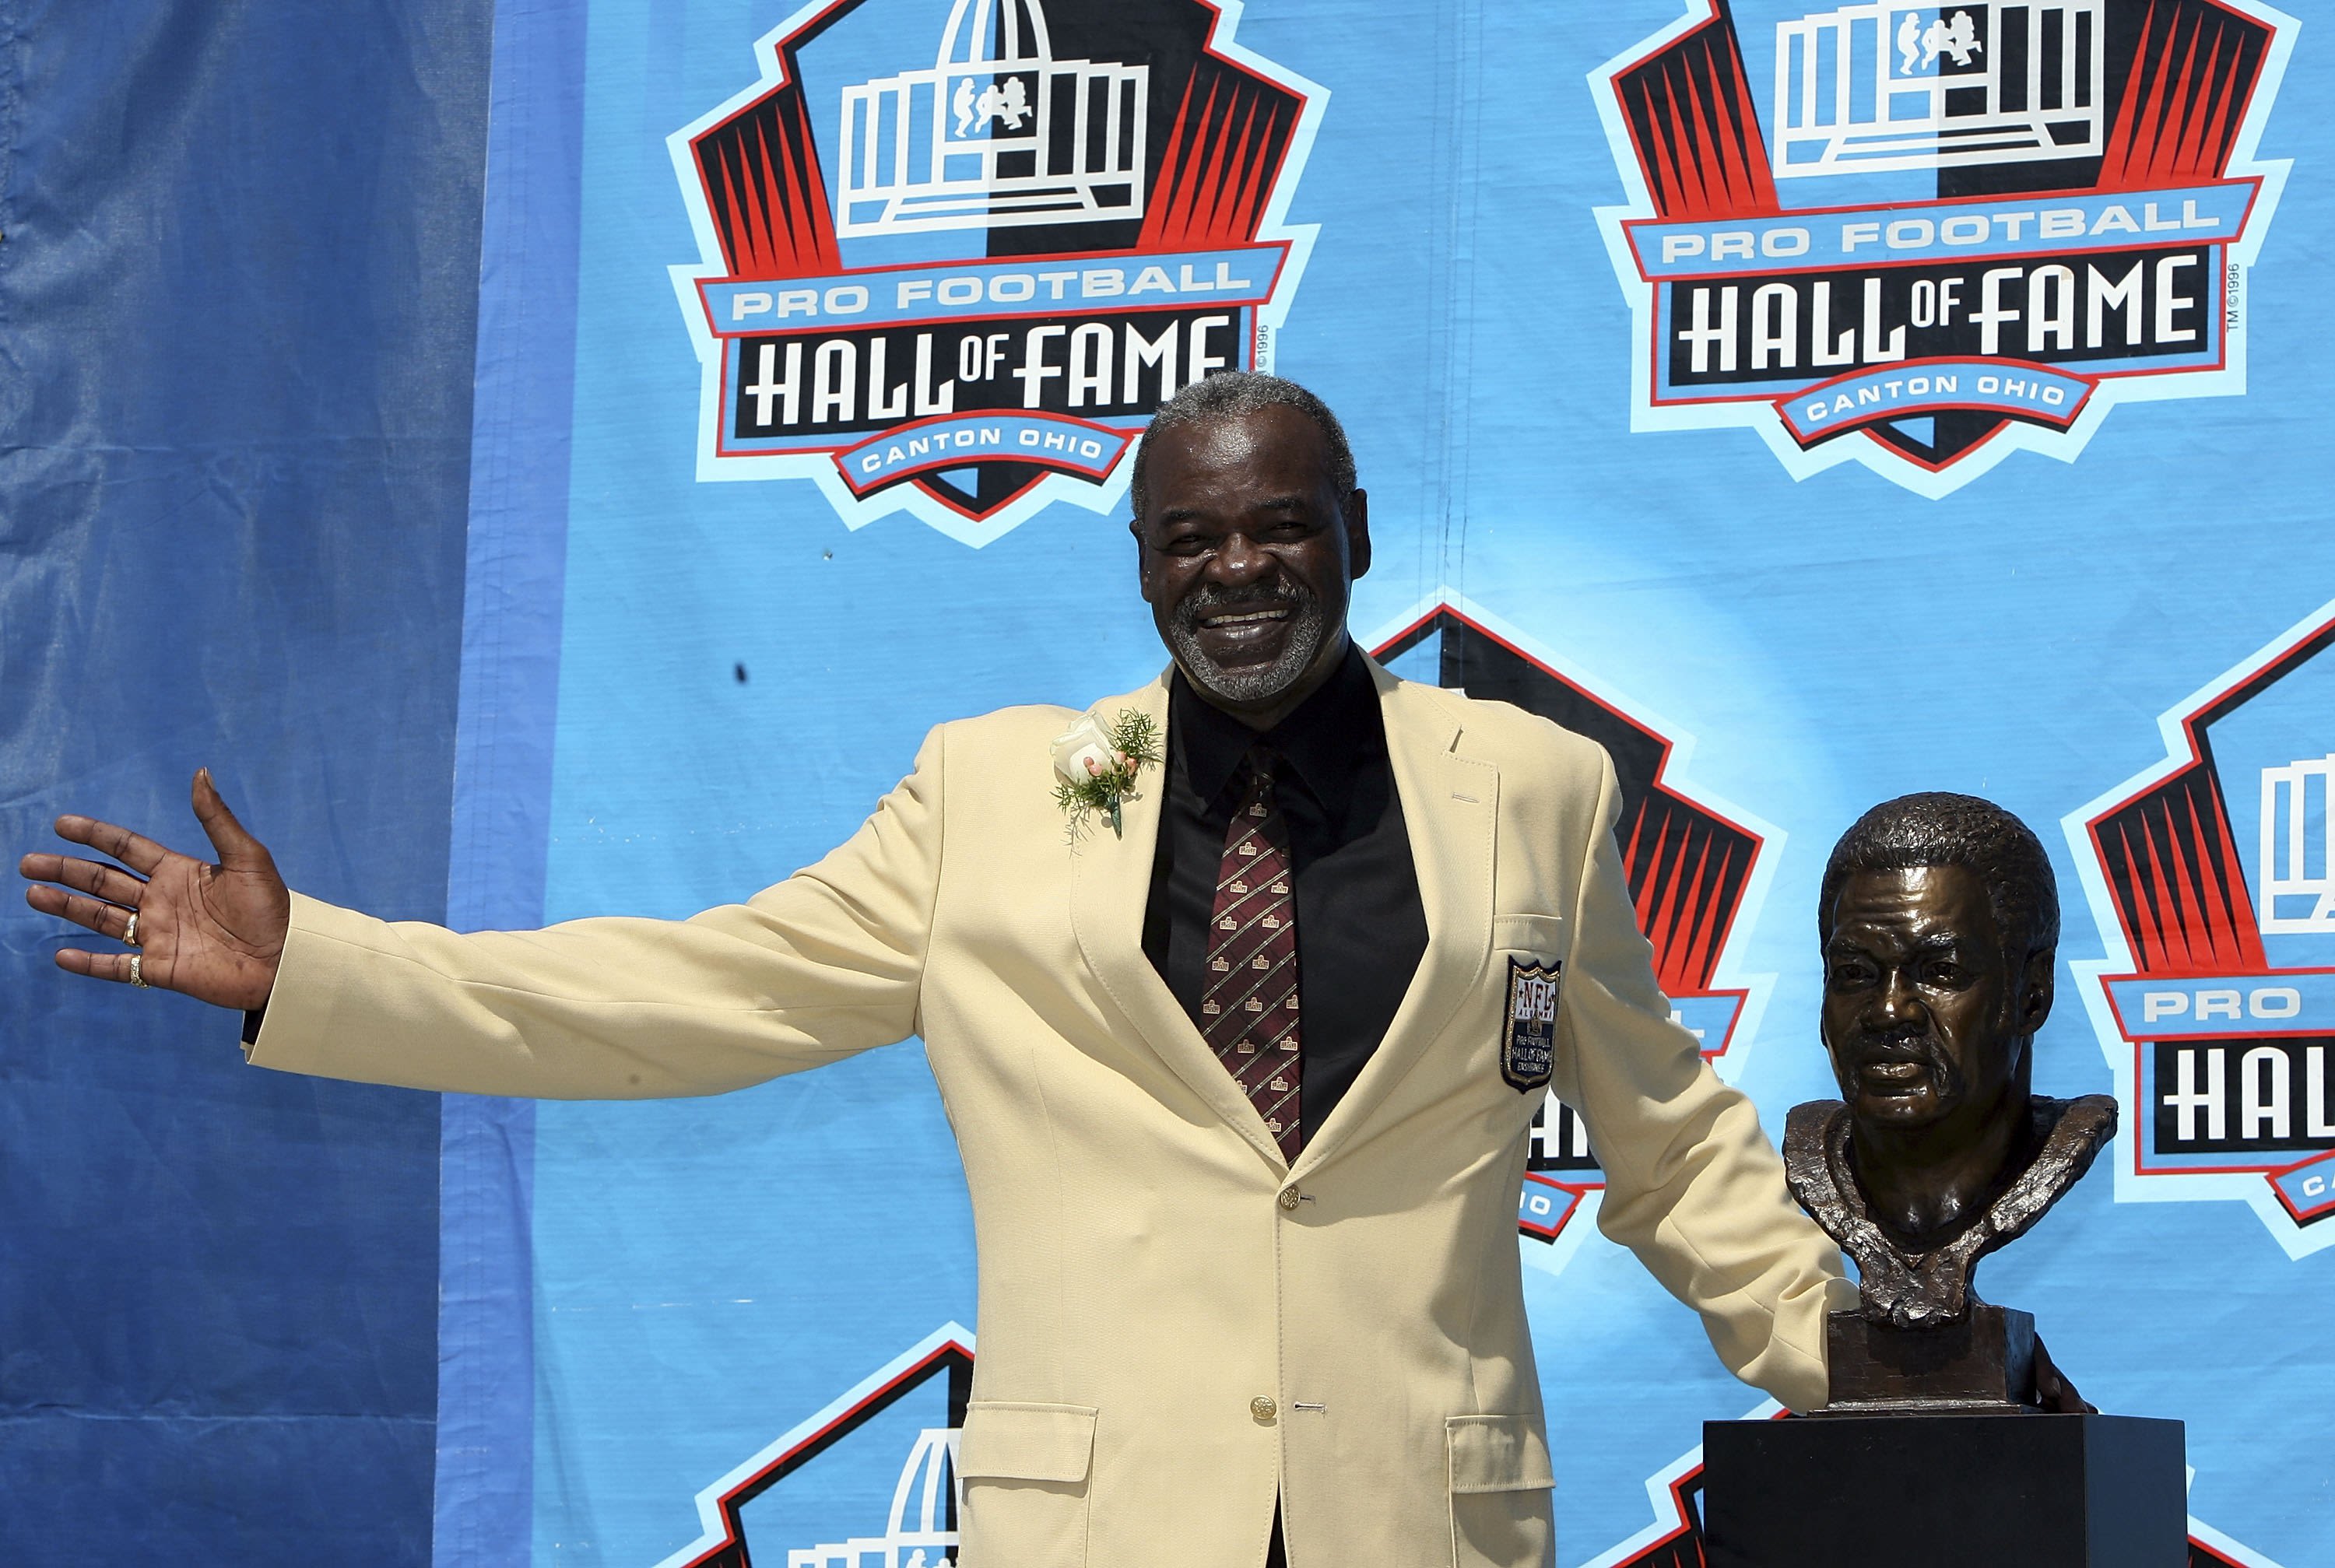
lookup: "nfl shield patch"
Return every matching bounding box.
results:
[1502,957,1562,1093]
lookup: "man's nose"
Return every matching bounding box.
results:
[1206,530,1276,585]
[1871,968,1922,1026]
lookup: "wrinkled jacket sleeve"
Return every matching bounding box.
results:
[244,727,946,1100]
[1549,748,1855,1413]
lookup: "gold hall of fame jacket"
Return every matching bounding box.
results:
[245,660,1852,1568]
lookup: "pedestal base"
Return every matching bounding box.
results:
[1822,1303,2035,1412]
[1701,1412,2186,1568]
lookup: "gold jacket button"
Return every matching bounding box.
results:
[1277,1187,1301,1211]
[1252,1395,1278,1422]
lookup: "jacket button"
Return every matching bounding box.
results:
[1277,1187,1301,1211]
[1252,1396,1277,1422]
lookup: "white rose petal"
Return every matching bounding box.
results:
[1052,714,1118,784]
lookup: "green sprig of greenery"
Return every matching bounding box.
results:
[1054,709,1163,841]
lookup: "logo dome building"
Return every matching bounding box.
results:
[837,0,1149,237]
[1771,0,2106,178]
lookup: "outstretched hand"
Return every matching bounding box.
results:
[19,770,290,1010]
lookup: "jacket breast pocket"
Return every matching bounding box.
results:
[957,1401,1097,1568]
[1447,1414,1556,1568]
[1492,913,1568,966]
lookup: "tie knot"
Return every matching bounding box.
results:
[1241,749,1279,802]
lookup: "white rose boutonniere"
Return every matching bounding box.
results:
[1050,708,1162,841]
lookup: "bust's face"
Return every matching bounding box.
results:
[1821,865,2035,1134]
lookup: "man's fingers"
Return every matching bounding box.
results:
[54,948,137,984]
[54,814,170,875]
[191,769,272,871]
[31,854,147,907]
[26,884,135,940]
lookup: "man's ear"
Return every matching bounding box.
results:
[1130,516,1158,605]
[2019,947,2056,1033]
[1344,487,1371,581]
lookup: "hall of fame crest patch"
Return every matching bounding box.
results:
[1504,956,1563,1093]
[1592,0,2295,496]
[668,0,1323,546]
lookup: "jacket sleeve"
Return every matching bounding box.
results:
[244,725,948,1100]
[1550,747,1855,1413]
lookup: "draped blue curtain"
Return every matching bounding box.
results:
[0,2,490,1559]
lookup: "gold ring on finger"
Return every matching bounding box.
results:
[129,953,150,988]
[124,910,140,948]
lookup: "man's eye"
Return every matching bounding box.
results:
[1926,963,1965,986]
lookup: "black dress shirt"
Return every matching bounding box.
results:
[1142,646,1429,1137]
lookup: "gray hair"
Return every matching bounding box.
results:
[1129,370,1357,518]
[1819,792,2060,964]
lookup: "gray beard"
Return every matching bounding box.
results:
[1168,583,1333,707]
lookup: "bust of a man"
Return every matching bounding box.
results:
[1786,793,2116,1336]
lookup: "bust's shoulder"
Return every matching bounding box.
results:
[2010,1094,2121,1199]
[1779,1100,1861,1250]
[2024,1093,2119,1147]
[1784,1097,1851,1148]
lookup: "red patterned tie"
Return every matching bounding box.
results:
[1201,753,1302,1161]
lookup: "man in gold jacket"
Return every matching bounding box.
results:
[23,373,1849,1568]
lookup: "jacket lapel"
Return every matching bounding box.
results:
[1290,664,1497,1180]
[1069,672,1289,1168]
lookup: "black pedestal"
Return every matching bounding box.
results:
[1701,1413,2187,1568]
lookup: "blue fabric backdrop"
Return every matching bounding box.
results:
[0,2,488,1560]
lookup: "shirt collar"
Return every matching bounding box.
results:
[1169,641,1382,815]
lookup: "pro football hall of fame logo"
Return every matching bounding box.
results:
[1593,0,2295,495]
[657,1325,975,1567]
[1369,598,1781,1260]
[2064,598,2335,1258]
[669,0,1322,545]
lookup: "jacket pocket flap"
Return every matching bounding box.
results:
[958,1402,1098,1483]
[1446,1414,1555,1495]
[1491,913,1567,959]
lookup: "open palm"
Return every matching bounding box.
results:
[19,770,290,1010]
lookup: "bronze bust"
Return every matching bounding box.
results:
[1787,793,2116,1412]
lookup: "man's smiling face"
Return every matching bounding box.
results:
[1820,864,2042,1134]
[1132,403,1370,725]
